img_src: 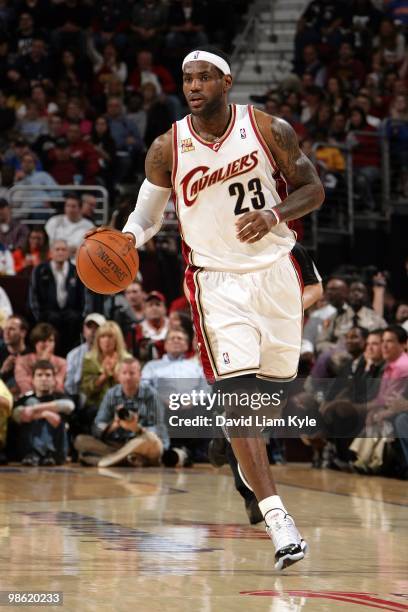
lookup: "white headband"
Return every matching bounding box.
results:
[182,50,231,75]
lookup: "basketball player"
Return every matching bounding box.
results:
[120,46,325,569]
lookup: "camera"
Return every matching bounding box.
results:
[117,400,136,421]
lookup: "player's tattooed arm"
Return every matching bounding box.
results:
[255,109,325,221]
[145,129,173,188]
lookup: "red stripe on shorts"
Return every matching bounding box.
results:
[184,263,216,383]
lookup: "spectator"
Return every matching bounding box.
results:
[16,100,48,143]
[15,323,66,396]
[351,92,381,128]
[29,239,84,354]
[81,193,98,222]
[128,291,169,360]
[14,11,37,57]
[384,94,408,197]
[0,198,29,251]
[65,312,106,396]
[141,82,173,147]
[45,195,94,258]
[80,321,131,423]
[105,96,144,182]
[327,41,367,93]
[12,359,74,466]
[130,0,168,53]
[55,49,86,92]
[33,113,65,167]
[326,77,349,115]
[91,42,127,98]
[13,151,60,215]
[347,107,381,211]
[75,357,168,466]
[65,122,102,184]
[166,0,208,50]
[328,111,348,144]
[316,279,387,353]
[47,136,79,185]
[0,89,16,138]
[0,315,28,397]
[295,44,327,88]
[10,37,54,90]
[61,98,93,139]
[373,17,406,69]
[90,116,116,193]
[49,0,91,58]
[124,281,146,324]
[12,226,49,275]
[300,84,324,124]
[0,377,12,464]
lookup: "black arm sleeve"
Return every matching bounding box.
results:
[291,242,322,287]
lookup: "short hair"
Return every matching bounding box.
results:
[368,329,384,338]
[120,357,140,369]
[384,325,408,344]
[0,197,9,208]
[32,359,55,375]
[30,322,57,346]
[165,328,189,343]
[64,194,81,206]
[349,326,369,339]
[7,314,29,333]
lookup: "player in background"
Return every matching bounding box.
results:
[121,46,325,570]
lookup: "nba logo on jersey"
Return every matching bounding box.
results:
[240,128,247,139]
[181,138,195,153]
[223,352,230,364]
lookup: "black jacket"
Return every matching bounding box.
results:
[29,261,84,320]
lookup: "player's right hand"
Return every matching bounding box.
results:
[84,226,109,239]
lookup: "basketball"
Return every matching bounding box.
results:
[76,228,139,295]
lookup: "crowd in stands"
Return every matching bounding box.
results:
[252,0,408,209]
[0,0,406,483]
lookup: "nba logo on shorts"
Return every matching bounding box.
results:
[240,128,246,139]
[223,352,230,364]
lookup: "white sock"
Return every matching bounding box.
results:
[258,495,287,521]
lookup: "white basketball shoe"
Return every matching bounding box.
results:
[265,508,308,570]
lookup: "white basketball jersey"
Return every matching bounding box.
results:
[172,104,295,272]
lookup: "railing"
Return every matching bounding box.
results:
[8,184,109,226]
[231,1,264,81]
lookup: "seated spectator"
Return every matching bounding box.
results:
[128,291,169,360]
[15,323,66,396]
[0,241,15,275]
[33,113,65,168]
[130,0,168,52]
[65,312,106,396]
[10,37,54,90]
[13,151,60,215]
[29,239,84,354]
[80,321,131,425]
[351,91,381,128]
[29,84,59,118]
[0,89,16,139]
[141,81,173,147]
[12,226,49,276]
[14,12,38,57]
[384,94,408,197]
[295,44,327,88]
[395,302,408,332]
[328,111,348,144]
[0,315,29,398]
[326,77,349,115]
[316,279,386,354]
[0,378,12,464]
[65,122,102,185]
[12,360,74,466]
[49,0,91,58]
[166,0,208,50]
[55,48,90,93]
[105,96,144,182]
[45,195,94,258]
[47,136,80,185]
[61,98,93,139]
[346,107,381,211]
[75,357,168,467]
[81,193,98,222]
[0,198,29,251]
[141,328,209,462]
[124,281,146,324]
[373,17,406,70]
[91,42,128,98]
[16,101,48,144]
[90,116,116,194]
[327,42,366,93]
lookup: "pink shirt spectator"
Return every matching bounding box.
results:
[374,352,408,406]
[15,353,67,396]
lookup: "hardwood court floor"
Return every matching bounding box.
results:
[0,463,407,612]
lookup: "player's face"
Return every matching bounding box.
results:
[183,61,229,117]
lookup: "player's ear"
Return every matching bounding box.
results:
[223,75,233,93]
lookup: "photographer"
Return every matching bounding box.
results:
[74,357,168,467]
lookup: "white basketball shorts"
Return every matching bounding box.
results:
[185,254,303,383]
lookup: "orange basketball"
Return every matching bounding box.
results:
[76,228,139,295]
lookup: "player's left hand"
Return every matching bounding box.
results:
[235,211,277,243]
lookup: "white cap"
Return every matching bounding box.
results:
[84,313,106,326]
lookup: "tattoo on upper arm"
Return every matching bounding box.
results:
[270,118,318,185]
[146,141,167,170]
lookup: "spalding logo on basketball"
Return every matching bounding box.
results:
[76,228,139,295]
